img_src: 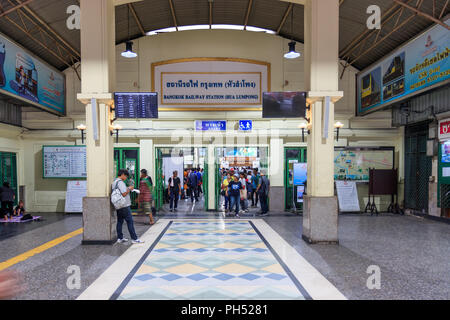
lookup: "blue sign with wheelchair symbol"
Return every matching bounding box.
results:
[239,120,252,131]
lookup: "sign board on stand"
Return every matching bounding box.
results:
[65,181,87,213]
[335,181,360,212]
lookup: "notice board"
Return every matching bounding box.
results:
[334,147,394,181]
[43,146,86,179]
[65,180,86,213]
[336,181,360,212]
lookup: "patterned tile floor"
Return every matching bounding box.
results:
[113,220,309,300]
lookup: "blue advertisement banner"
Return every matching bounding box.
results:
[293,163,307,186]
[357,18,450,116]
[195,120,227,131]
[0,32,65,115]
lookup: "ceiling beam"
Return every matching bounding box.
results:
[168,0,178,31]
[244,0,253,30]
[209,0,213,29]
[128,3,146,36]
[0,0,33,18]
[12,0,80,58]
[0,1,80,78]
[348,0,424,66]
[339,1,408,58]
[392,0,449,30]
[276,3,293,34]
[439,0,448,19]
[114,0,143,6]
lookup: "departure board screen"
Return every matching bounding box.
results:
[114,92,158,119]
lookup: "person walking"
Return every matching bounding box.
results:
[0,182,15,221]
[188,169,199,202]
[227,173,242,218]
[221,172,231,212]
[239,172,249,214]
[197,169,203,195]
[251,169,259,207]
[168,170,181,212]
[138,169,155,225]
[112,169,144,244]
[256,170,270,216]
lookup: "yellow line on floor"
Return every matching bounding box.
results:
[0,228,83,272]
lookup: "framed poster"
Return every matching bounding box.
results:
[43,146,86,179]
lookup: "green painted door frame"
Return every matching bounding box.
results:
[114,147,140,209]
[284,147,307,211]
[0,152,18,206]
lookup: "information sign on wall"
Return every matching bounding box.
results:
[356,18,450,115]
[0,32,65,115]
[152,58,270,110]
[43,146,86,178]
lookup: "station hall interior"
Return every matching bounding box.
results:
[0,0,449,301]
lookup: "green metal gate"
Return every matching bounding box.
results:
[0,152,18,205]
[203,151,209,211]
[284,147,307,211]
[215,148,221,211]
[155,148,164,211]
[404,123,431,212]
[114,148,139,209]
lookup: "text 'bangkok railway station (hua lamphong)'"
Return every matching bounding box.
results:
[0,0,448,309]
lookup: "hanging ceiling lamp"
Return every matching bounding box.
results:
[121,5,138,58]
[284,5,300,59]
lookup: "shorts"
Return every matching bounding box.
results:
[139,201,152,214]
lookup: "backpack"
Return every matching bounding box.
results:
[21,214,33,221]
[111,179,127,210]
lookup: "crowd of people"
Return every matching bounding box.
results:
[220,167,270,218]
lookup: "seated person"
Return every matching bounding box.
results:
[14,200,25,217]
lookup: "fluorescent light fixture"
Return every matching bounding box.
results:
[284,41,301,59]
[121,41,137,58]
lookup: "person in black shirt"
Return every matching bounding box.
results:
[227,174,242,217]
[168,170,181,212]
[0,182,15,221]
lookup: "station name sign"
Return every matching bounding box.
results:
[152,58,270,111]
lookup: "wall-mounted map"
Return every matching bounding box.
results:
[43,146,86,178]
[334,147,394,181]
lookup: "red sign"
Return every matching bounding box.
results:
[440,121,450,135]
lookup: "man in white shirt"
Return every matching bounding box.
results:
[112,169,144,244]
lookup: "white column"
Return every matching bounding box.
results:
[140,139,154,180]
[302,0,343,244]
[77,0,116,244]
[269,136,285,211]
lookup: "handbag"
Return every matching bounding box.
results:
[111,179,127,210]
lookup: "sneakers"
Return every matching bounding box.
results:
[235,213,240,218]
[117,238,128,243]
[132,239,145,244]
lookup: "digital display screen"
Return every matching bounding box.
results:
[262,92,307,118]
[114,92,158,119]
